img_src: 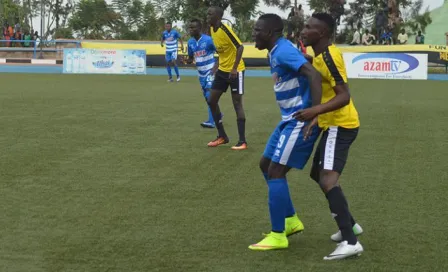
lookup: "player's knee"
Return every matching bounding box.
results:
[259,157,270,174]
[318,170,340,193]
[267,162,287,179]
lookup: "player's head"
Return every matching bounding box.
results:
[165,22,172,31]
[301,12,335,47]
[189,19,202,38]
[253,13,284,51]
[207,6,224,26]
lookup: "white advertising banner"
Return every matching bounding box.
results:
[343,53,428,80]
[63,48,146,75]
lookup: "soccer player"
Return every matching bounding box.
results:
[161,22,184,82]
[248,14,323,251]
[185,19,218,128]
[206,6,247,150]
[296,12,364,260]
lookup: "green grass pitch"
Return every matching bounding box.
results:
[0,74,447,271]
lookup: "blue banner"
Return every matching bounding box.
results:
[63,48,146,75]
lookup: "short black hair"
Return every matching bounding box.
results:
[190,18,202,29]
[166,22,172,25]
[258,13,284,35]
[312,13,335,35]
[211,6,224,18]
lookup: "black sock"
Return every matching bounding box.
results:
[237,118,246,142]
[210,109,227,138]
[326,186,357,245]
[350,214,356,227]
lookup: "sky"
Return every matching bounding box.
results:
[33,0,443,36]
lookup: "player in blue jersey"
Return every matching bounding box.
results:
[185,19,220,128]
[248,13,324,251]
[161,22,184,82]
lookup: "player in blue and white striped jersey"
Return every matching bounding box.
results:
[249,14,324,251]
[185,19,221,128]
[161,22,184,82]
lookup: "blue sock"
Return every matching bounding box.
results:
[207,107,214,124]
[166,66,172,78]
[174,66,179,77]
[267,178,290,232]
[265,175,295,218]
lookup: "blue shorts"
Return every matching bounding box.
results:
[165,51,178,62]
[199,74,214,92]
[263,120,321,169]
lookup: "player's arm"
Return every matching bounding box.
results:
[160,34,164,47]
[299,62,322,107]
[312,51,351,115]
[185,43,194,64]
[210,40,219,75]
[177,32,184,51]
[221,25,244,77]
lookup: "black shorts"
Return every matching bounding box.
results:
[211,70,245,94]
[310,126,359,181]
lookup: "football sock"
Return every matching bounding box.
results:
[174,66,180,77]
[341,186,357,226]
[267,178,291,232]
[326,186,357,245]
[166,66,172,78]
[263,173,295,217]
[212,111,227,138]
[237,118,246,142]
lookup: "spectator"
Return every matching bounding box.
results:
[380,28,393,45]
[24,30,32,47]
[297,5,304,18]
[350,29,361,45]
[415,30,425,44]
[362,29,376,45]
[397,29,408,44]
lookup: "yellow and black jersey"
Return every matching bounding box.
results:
[210,24,245,72]
[312,44,360,130]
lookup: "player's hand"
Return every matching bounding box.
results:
[293,106,319,122]
[229,68,238,79]
[303,54,313,63]
[211,67,218,75]
[181,46,185,52]
[161,44,164,48]
[303,117,318,141]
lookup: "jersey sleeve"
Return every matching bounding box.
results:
[278,48,307,72]
[322,48,348,87]
[161,32,165,40]
[175,31,181,39]
[220,24,242,48]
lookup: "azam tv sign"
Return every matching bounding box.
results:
[344,53,428,80]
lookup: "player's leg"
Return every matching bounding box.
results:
[259,126,304,237]
[172,51,180,81]
[207,71,229,147]
[230,71,247,150]
[200,84,215,128]
[249,121,319,251]
[313,127,363,260]
[310,138,363,242]
[165,53,173,82]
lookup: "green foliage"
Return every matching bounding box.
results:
[69,0,121,39]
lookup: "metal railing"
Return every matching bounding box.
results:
[0,39,81,58]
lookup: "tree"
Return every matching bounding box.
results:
[69,0,121,39]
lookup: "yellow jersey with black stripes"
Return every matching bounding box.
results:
[312,44,360,130]
[210,24,245,72]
